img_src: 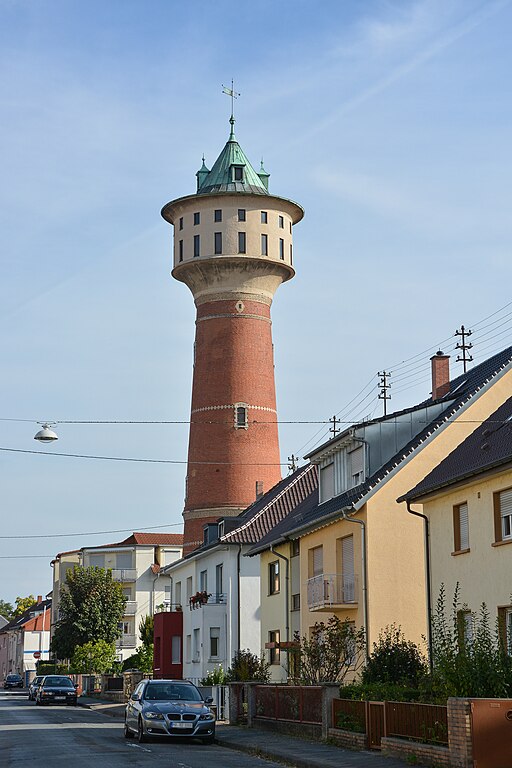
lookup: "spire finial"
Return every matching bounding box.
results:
[222,79,240,123]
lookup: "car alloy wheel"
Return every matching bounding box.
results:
[137,718,147,743]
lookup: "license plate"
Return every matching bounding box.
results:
[170,722,190,729]
[54,696,66,701]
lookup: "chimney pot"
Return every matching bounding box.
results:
[37,595,42,603]
[431,351,450,399]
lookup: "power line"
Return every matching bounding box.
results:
[0,523,183,540]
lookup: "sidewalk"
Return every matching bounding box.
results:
[78,695,409,768]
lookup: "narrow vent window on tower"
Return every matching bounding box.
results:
[279,215,284,229]
[179,217,183,230]
[179,240,184,262]
[194,212,200,225]
[261,211,268,224]
[214,232,222,255]
[238,232,246,254]
[261,234,268,256]
[194,234,200,258]
[234,403,248,429]
[238,209,246,222]
[279,238,284,260]
[290,243,293,264]
[214,209,222,222]
[233,166,244,182]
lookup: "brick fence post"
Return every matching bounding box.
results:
[321,683,340,739]
[447,697,473,768]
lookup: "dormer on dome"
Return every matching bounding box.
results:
[196,156,210,192]
[257,159,270,191]
[196,116,269,196]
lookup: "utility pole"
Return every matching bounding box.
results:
[378,371,392,416]
[454,325,473,373]
[287,454,299,473]
[329,415,340,438]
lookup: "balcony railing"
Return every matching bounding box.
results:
[116,634,137,648]
[307,574,358,610]
[110,568,137,582]
[189,592,227,609]
[123,601,137,615]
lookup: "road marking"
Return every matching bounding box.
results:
[126,742,152,753]
[0,722,121,731]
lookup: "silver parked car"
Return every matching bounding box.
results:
[124,679,215,744]
[28,675,44,701]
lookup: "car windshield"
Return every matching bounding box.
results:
[144,683,202,702]
[44,677,73,687]
[7,675,20,681]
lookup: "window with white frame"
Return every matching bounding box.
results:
[171,635,181,664]
[453,502,469,552]
[234,403,248,429]
[268,630,280,665]
[209,627,220,659]
[269,561,280,595]
[193,628,200,662]
[349,446,364,487]
[319,462,335,503]
[200,570,208,592]
[309,545,323,578]
[164,584,171,605]
[495,488,512,541]
[186,576,193,601]
[215,564,223,596]
[175,581,182,607]
[185,634,191,663]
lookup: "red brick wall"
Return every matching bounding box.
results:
[183,297,282,552]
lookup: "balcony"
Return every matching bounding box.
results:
[189,592,227,609]
[307,574,358,611]
[116,634,137,649]
[123,601,137,615]
[110,568,137,582]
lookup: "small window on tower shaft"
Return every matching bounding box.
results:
[214,232,222,255]
[279,238,284,260]
[238,232,246,254]
[279,215,284,229]
[179,217,183,230]
[261,211,268,224]
[194,212,200,225]
[194,234,200,258]
[234,403,248,429]
[238,209,246,222]
[179,240,183,262]
[214,209,222,222]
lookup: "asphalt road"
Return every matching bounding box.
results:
[0,690,283,768]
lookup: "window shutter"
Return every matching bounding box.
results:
[500,489,512,539]
[350,447,364,476]
[453,506,461,552]
[459,503,469,550]
[320,463,335,502]
[313,546,323,576]
[494,492,502,542]
[341,535,355,602]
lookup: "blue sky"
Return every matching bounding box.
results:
[1,0,512,604]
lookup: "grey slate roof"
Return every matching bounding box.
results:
[282,346,512,538]
[400,395,512,502]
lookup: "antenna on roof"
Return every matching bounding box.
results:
[454,325,473,373]
[288,454,299,473]
[222,79,240,121]
[329,415,340,438]
[377,371,392,416]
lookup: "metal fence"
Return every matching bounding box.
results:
[255,685,323,724]
[332,698,448,749]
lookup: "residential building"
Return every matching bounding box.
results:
[51,533,183,661]
[158,465,317,681]
[0,597,51,683]
[251,347,512,670]
[400,395,512,652]
[161,115,304,554]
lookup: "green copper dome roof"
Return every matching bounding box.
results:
[197,117,269,196]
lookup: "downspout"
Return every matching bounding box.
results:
[270,546,290,643]
[406,500,433,670]
[341,506,369,660]
[236,544,242,652]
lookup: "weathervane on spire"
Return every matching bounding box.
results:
[222,79,240,119]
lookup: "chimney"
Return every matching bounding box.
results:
[37,595,42,603]
[431,351,450,399]
[255,481,264,500]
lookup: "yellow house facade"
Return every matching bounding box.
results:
[401,394,512,649]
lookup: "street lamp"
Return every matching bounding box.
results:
[34,424,58,443]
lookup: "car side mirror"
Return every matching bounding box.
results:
[75,684,79,689]
[205,697,213,704]
[131,693,139,701]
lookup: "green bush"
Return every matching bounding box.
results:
[225,649,270,682]
[362,625,427,687]
[121,643,154,673]
[340,682,424,702]
[200,665,226,685]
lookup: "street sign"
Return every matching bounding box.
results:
[33,651,41,659]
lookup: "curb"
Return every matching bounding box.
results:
[214,735,326,768]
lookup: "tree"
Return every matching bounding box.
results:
[13,595,36,617]
[294,616,365,685]
[138,615,154,647]
[225,650,270,682]
[71,640,117,674]
[0,599,14,620]
[51,566,126,660]
[362,625,427,687]
[121,643,153,673]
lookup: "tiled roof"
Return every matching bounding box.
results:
[248,485,319,555]
[23,611,51,632]
[220,464,318,545]
[81,532,183,551]
[400,396,512,501]
[0,599,52,634]
[288,346,512,536]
